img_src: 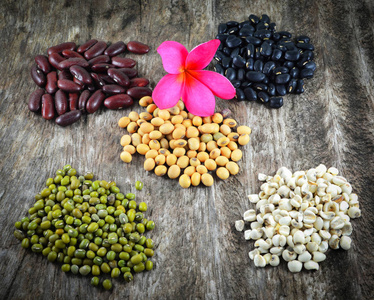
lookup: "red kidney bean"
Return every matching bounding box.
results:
[57,79,83,93]
[41,94,55,120]
[69,93,79,110]
[104,94,133,109]
[46,71,58,94]
[117,68,138,78]
[127,87,152,99]
[127,41,150,54]
[28,88,45,112]
[88,55,110,66]
[35,55,51,73]
[48,52,65,70]
[62,49,84,59]
[58,70,73,81]
[78,90,91,112]
[77,39,98,53]
[54,89,68,115]
[86,90,105,113]
[84,41,107,60]
[130,77,149,87]
[87,84,96,91]
[55,110,82,127]
[90,73,105,88]
[107,68,130,87]
[102,84,127,94]
[58,58,89,70]
[70,65,92,84]
[91,63,115,73]
[111,57,136,68]
[47,42,76,55]
[104,41,126,56]
[31,65,46,87]
[73,77,85,87]
[98,74,115,84]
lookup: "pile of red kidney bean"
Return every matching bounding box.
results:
[28,39,152,126]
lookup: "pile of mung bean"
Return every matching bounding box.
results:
[235,165,361,272]
[13,165,155,290]
[118,96,252,188]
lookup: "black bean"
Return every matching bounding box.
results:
[218,43,223,51]
[218,23,228,34]
[269,97,283,108]
[287,79,297,93]
[223,47,232,56]
[222,57,232,69]
[302,50,314,60]
[214,50,226,62]
[260,41,272,57]
[230,47,240,58]
[297,43,315,51]
[285,42,297,51]
[300,68,314,79]
[240,21,253,29]
[249,14,260,24]
[225,68,236,81]
[276,44,287,52]
[296,35,310,43]
[237,68,246,81]
[304,61,317,71]
[276,84,287,96]
[231,79,241,88]
[246,44,255,58]
[246,71,265,82]
[271,49,283,61]
[272,32,281,41]
[254,60,264,72]
[297,56,310,68]
[295,79,305,94]
[215,34,229,43]
[261,14,270,24]
[263,61,276,75]
[285,50,300,61]
[275,73,291,84]
[244,87,257,101]
[214,64,224,75]
[268,83,276,96]
[283,61,295,69]
[241,81,252,88]
[252,83,268,91]
[226,35,242,48]
[262,76,269,84]
[255,47,261,59]
[226,20,239,27]
[256,23,268,31]
[254,29,272,39]
[235,88,246,101]
[258,91,270,103]
[269,23,276,31]
[239,27,254,37]
[278,31,292,38]
[274,66,289,75]
[245,58,254,70]
[245,36,262,46]
[228,27,239,35]
[290,67,300,78]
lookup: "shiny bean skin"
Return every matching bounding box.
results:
[104,41,126,56]
[45,71,58,94]
[48,52,65,70]
[30,65,46,87]
[73,77,85,87]
[78,90,90,112]
[34,55,51,73]
[129,78,149,87]
[62,49,84,59]
[111,57,136,68]
[77,39,98,53]
[84,41,107,60]
[58,70,73,81]
[86,90,105,113]
[87,55,110,66]
[107,68,130,87]
[98,74,115,84]
[91,63,115,73]
[47,42,76,55]
[41,94,55,120]
[28,88,44,112]
[69,93,79,110]
[54,89,68,115]
[90,73,105,88]
[58,58,89,70]
[57,79,83,93]
[104,94,133,109]
[70,65,92,84]
[117,68,138,78]
[127,87,152,99]
[102,84,127,94]
[55,110,82,127]
[127,41,150,54]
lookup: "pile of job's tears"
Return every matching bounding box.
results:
[235,164,361,272]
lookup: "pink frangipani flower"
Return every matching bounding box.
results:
[152,39,236,117]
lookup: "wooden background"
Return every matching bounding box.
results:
[1,0,373,299]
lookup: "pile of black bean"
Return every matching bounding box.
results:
[214,14,316,108]
[28,40,152,126]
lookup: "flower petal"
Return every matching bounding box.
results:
[185,39,220,70]
[152,74,184,109]
[188,70,236,99]
[157,41,188,74]
[182,73,216,117]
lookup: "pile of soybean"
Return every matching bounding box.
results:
[214,14,316,108]
[13,165,155,290]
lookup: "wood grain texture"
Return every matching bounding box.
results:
[0,0,374,299]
